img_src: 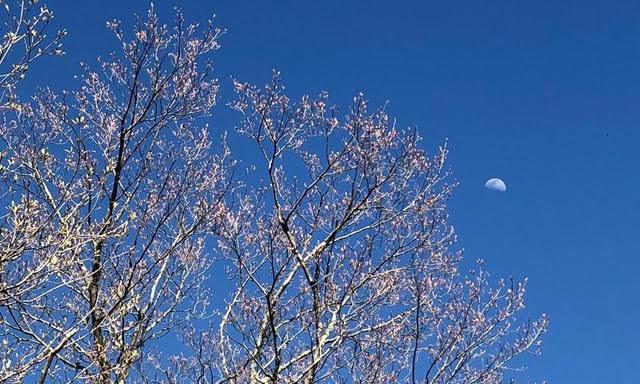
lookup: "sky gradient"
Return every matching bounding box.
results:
[24,1,640,382]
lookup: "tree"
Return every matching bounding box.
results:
[0,4,547,384]
[0,5,230,383]
[0,0,65,111]
[0,0,65,307]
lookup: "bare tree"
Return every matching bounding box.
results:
[160,75,547,384]
[0,0,65,308]
[0,4,547,384]
[0,0,65,110]
[0,5,230,383]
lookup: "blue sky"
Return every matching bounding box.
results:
[25,1,640,382]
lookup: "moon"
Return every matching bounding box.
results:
[485,178,507,192]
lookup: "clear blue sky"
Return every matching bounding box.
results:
[26,1,640,382]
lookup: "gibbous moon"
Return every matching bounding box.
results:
[485,178,507,192]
